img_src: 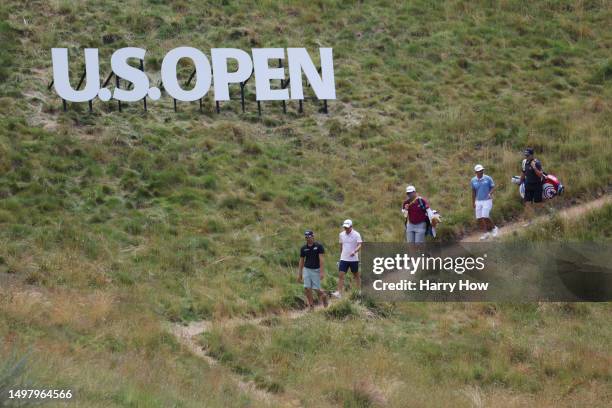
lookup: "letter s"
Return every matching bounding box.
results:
[476,257,486,270]
[111,48,149,102]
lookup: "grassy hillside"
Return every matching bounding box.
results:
[1,1,611,406]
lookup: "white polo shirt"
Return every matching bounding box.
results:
[339,229,363,262]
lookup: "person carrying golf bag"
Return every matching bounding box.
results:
[402,185,431,244]
[520,147,544,226]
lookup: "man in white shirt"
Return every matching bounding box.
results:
[332,219,363,298]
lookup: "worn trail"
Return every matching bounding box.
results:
[461,194,611,242]
[168,302,335,407]
[170,195,611,404]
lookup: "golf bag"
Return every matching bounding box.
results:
[511,174,564,200]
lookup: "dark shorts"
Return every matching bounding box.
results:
[339,260,359,273]
[524,184,543,203]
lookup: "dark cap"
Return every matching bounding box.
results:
[524,147,534,156]
[304,230,314,237]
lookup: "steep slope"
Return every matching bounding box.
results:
[1,1,611,406]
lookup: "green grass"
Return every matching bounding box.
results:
[0,0,611,406]
[519,202,612,241]
[1,0,611,290]
[199,301,611,407]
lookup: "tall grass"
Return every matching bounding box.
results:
[0,349,31,407]
[0,0,611,405]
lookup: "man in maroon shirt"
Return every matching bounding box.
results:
[402,185,430,243]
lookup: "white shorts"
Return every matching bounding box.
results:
[475,199,492,219]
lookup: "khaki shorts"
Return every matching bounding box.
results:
[303,267,321,289]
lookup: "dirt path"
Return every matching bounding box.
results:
[169,318,306,407]
[168,302,337,408]
[170,317,300,406]
[461,194,611,242]
[3,193,607,405]
[168,195,611,404]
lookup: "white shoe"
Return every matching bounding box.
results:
[491,226,499,237]
[479,232,490,241]
[331,291,342,299]
[522,221,531,228]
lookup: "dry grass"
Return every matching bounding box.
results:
[0,0,611,405]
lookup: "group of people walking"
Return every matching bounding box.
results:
[297,148,547,309]
[297,219,363,308]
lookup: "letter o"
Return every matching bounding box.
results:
[161,47,211,101]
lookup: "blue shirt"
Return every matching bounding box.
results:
[471,175,495,201]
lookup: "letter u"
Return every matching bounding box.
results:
[51,48,100,102]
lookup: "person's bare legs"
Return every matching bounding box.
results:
[353,271,361,292]
[479,218,487,232]
[535,202,545,215]
[304,288,314,308]
[337,271,346,296]
[478,217,491,239]
[526,199,545,221]
[523,201,534,225]
[485,218,494,231]
[316,289,328,307]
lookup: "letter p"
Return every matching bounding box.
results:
[211,48,253,101]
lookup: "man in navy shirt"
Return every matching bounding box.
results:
[520,147,544,225]
[471,164,498,240]
[298,230,328,310]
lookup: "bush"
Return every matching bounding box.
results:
[590,59,612,84]
[0,17,16,84]
[324,299,358,320]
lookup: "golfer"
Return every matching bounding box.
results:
[520,147,544,226]
[298,230,328,310]
[402,185,430,243]
[332,219,362,298]
[471,164,499,240]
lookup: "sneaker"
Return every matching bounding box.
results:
[522,221,531,228]
[331,291,342,299]
[479,232,490,241]
[491,226,499,237]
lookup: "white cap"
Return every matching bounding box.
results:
[406,185,416,193]
[342,219,352,228]
[474,164,484,172]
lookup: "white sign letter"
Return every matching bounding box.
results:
[161,47,211,102]
[211,48,253,101]
[51,48,100,102]
[252,48,288,101]
[287,48,335,100]
[111,47,150,102]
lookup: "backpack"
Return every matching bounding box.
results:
[416,198,440,237]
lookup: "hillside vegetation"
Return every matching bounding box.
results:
[1,1,611,407]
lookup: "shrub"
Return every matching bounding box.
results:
[324,299,358,320]
[590,59,612,84]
